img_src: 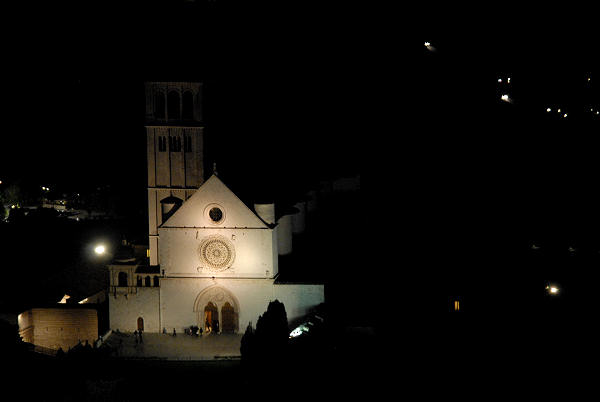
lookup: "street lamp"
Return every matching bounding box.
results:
[545,284,560,295]
[94,244,106,255]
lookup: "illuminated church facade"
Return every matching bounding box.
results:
[108,82,324,334]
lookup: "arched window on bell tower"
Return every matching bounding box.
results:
[167,91,180,121]
[118,272,128,287]
[155,91,166,120]
[182,91,194,120]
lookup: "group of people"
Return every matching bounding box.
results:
[158,319,221,338]
[133,329,143,345]
[205,319,219,334]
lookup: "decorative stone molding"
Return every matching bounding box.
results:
[192,285,240,333]
[197,235,235,272]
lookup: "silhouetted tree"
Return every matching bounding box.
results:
[240,322,255,365]
[253,300,289,366]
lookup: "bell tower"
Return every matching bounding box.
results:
[145,82,205,266]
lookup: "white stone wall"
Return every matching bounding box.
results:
[158,227,277,278]
[109,288,160,332]
[274,283,325,326]
[159,278,324,334]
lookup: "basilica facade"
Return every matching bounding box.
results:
[108,82,324,334]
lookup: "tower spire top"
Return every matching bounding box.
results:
[213,162,218,176]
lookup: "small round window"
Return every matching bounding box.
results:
[204,203,226,225]
[209,207,223,223]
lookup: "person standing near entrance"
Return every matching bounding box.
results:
[134,330,139,345]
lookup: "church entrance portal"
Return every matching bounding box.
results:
[221,302,235,333]
[137,317,144,331]
[204,302,218,333]
[194,286,239,334]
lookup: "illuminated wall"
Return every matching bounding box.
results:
[18,308,98,351]
[158,175,278,279]
[108,287,160,332]
[159,278,324,334]
[145,81,205,266]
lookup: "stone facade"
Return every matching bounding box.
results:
[108,175,325,334]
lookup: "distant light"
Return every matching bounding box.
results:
[557,109,561,113]
[501,94,510,102]
[289,324,310,338]
[498,78,503,83]
[11,204,16,209]
[546,108,552,112]
[58,294,71,304]
[94,245,106,255]
[563,113,568,118]
[546,284,560,295]
[424,42,435,52]
[507,77,511,83]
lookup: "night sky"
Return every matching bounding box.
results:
[2,2,363,206]
[2,4,598,242]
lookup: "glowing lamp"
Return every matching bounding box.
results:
[94,245,106,255]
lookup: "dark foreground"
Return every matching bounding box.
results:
[4,317,598,401]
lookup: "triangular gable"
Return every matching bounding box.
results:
[161,175,268,228]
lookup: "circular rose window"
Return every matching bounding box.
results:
[198,235,235,271]
[209,207,223,222]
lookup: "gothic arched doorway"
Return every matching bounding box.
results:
[137,317,144,332]
[204,302,218,333]
[221,302,236,333]
[193,286,240,334]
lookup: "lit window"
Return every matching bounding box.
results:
[454,300,460,311]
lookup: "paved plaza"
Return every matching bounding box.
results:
[105,331,243,360]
